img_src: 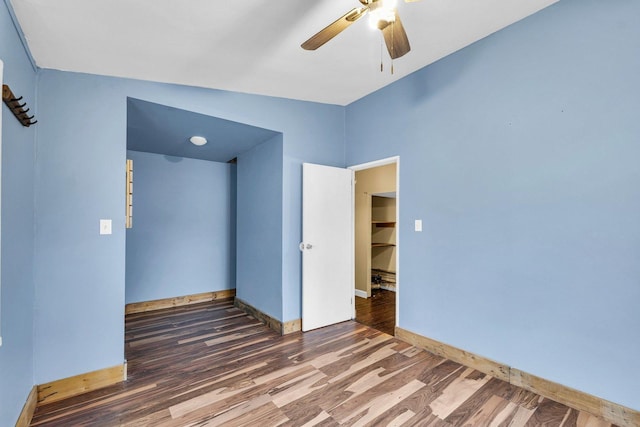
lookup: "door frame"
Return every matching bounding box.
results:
[348,156,400,329]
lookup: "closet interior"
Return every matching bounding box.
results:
[371,194,396,291]
[354,163,397,335]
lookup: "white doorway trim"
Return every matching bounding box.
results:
[348,156,400,329]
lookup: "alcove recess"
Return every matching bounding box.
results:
[371,194,396,290]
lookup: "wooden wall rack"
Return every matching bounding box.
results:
[2,84,37,127]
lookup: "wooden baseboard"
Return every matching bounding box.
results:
[125,289,236,315]
[234,297,301,336]
[282,318,302,335]
[509,368,639,427]
[395,327,639,427]
[15,386,38,427]
[37,363,126,405]
[395,327,510,382]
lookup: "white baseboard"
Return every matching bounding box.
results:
[354,289,368,299]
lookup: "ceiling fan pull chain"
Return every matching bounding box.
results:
[391,20,395,74]
[380,34,384,72]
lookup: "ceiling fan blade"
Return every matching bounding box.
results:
[380,10,411,59]
[301,7,368,50]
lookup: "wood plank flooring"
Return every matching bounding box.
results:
[355,289,396,336]
[30,298,616,426]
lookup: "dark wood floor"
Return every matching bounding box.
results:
[31,298,614,426]
[355,289,396,335]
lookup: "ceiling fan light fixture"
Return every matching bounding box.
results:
[369,10,395,29]
[368,0,397,30]
[378,0,398,9]
[190,136,207,146]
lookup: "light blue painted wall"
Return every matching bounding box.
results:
[0,1,36,425]
[2,0,637,417]
[236,135,283,319]
[125,151,235,304]
[345,0,640,411]
[33,69,344,383]
[34,73,127,384]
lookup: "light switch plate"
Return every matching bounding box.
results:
[100,219,112,235]
[415,219,422,232]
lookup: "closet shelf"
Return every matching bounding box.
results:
[372,221,395,227]
[371,243,396,248]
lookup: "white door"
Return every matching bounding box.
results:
[0,59,3,343]
[301,163,353,331]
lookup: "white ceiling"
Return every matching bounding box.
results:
[10,0,557,106]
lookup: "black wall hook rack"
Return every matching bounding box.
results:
[2,84,37,127]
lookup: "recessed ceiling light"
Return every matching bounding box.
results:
[190,136,207,146]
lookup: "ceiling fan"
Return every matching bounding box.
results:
[301,0,419,60]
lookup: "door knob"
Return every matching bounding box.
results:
[299,242,313,251]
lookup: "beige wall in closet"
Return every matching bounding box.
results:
[354,163,396,297]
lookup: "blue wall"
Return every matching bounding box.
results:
[34,73,127,384]
[6,0,636,421]
[345,0,639,411]
[125,151,235,304]
[0,1,36,425]
[236,135,283,319]
[32,69,344,384]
